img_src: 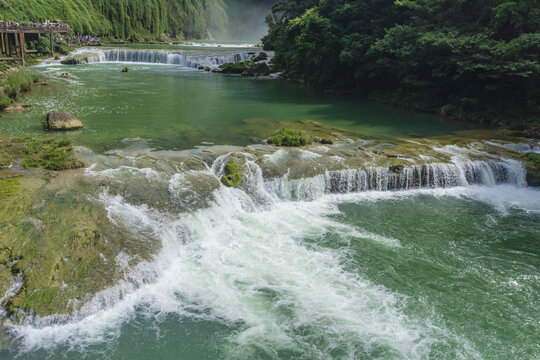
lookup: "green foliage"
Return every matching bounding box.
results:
[5,70,37,99]
[23,139,44,154]
[219,61,253,74]
[267,128,313,146]
[0,0,230,41]
[28,36,51,55]
[253,52,269,61]
[19,138,81,170]
[22,157,39,168]
[263,0,540,126]
[0,96,11,110]
[220,159,242,187]
[0,153,12,167]
[315,136,333,145]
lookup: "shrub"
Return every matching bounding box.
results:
[253,52,268,62]
[28,36,51,55]
[0,96,11,110]
[6,71,35,98]
[267,128,313,147]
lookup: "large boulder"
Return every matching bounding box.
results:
[219,61,251,74]
[242,63,271,77]
[60,53,99,65]
[45,112,84,130]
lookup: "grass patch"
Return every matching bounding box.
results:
[22,157,39,168]
[0,153,12,167]
[267,128,313,147]
[0,178,19,198]
[1,70,41,101]
[17,138,82,171]
[23,139,44,154]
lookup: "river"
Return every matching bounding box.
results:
[0,45,538,360]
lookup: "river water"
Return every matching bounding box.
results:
[0,46,538,359]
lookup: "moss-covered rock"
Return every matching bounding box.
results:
[242,63,271,77]
[0,163,156,319]
[220,159,242,188]
[253,52,268,62]
[267,128,313,147]
[60,53,100,65]
[219,60,253,74]
[521,153,540,186]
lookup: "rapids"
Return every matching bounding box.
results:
[0,47,538,360]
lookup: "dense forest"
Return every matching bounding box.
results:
[263,0,540,130]
[0,0,229,40]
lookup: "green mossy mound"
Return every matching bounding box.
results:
[267,128,313,147]
[221,159,242,188]
[60,53,100,65]
[219,61,253,74]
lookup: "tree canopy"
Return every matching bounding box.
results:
[264,0,540,126]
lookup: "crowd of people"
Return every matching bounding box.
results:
[0,20,101,46]
[66,33,101,46]
[0,20,72,31]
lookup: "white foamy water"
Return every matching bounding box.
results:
[7,151,538,358]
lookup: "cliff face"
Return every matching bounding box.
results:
[0,0,228,40]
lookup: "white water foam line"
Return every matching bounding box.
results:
[65,48,256,70]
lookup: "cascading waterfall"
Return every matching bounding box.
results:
[264,159,527,201]
[80,49,255,69]
[4,151,535,359]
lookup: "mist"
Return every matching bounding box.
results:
[218,0,277,42]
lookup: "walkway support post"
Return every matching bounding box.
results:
[49,32,54,57]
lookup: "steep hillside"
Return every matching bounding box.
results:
[0,0,227,40]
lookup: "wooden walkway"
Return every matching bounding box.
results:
[0,23,72,64]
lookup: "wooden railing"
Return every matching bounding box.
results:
[0,23,72,34]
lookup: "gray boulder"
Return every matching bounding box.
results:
[45,112,84,130]
[242,63,271,77]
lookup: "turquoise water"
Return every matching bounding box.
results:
[0,48,538,359]
[0,57,466,152]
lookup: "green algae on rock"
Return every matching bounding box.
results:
[60,53,101,65]
[521,152,540,186]
[221,159,242,188]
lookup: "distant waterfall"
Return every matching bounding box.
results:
[83,49,254,69]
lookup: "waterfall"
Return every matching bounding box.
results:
[263,160,527,201]
[82,49,255,69]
